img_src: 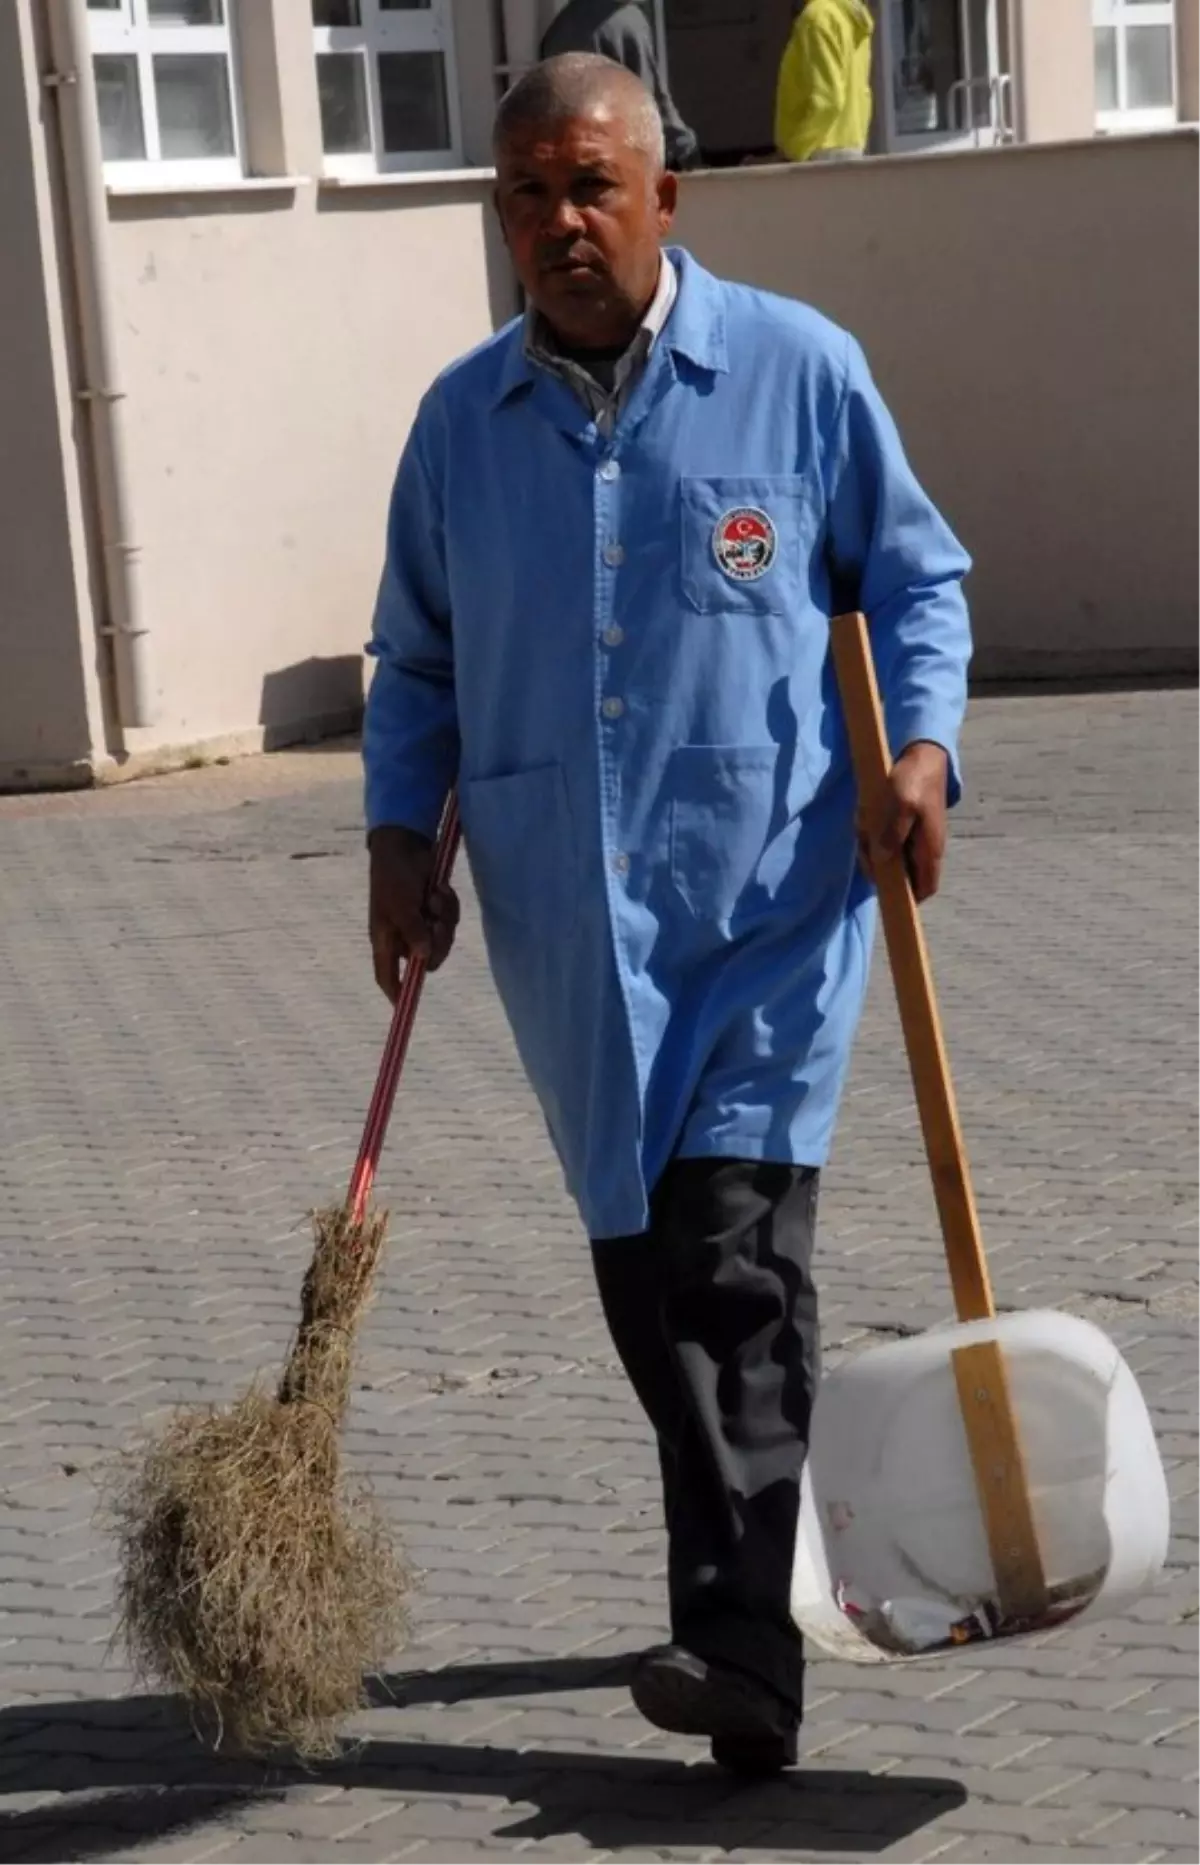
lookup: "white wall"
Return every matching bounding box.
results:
[105,128,1196,760]
[107,182,511,754]
[673,132,1199,679]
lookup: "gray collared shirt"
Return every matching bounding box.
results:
[524,254,679,437]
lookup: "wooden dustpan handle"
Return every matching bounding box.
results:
[830,613,994,1324]
[831,613,1049,1619]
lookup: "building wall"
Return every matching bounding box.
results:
[673,131,1199,679]
[3,2,1196,787]
[1,0,514,785]
[108,131,1195,744]
[91,0,513,762]
[0,1,108,786]
[106,183,512,756]
[1179,0,1200,121]
[1013,0,1096,142]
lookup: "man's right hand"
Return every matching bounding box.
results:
[368,824,460,1003]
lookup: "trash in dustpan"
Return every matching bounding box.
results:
[801,616,1173,1665]
[790,1307,1171,1664]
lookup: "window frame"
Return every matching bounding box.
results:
[1094,0,1178,134]
[311,0,464,178]
[86,0,245,184]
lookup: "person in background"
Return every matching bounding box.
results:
[540,0,700,171]
[775,0,874,163]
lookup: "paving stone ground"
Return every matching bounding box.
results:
[0,688,1196,1865]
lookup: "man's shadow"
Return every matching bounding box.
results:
[0,1655,966,1862]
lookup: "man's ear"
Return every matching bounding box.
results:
[492,186,510,248]
[657,169,678,232]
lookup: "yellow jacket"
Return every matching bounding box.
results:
[775,0,874,163]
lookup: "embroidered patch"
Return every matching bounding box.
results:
[712,506,777,582]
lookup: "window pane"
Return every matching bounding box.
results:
[87,1,122,11]
[154,54,235,158]
[317,52,371,154]
[1094,26,1118,111]
[147,0,224,21]
[1126,24,1174,108]
[93,55,146,160]
[312,0,362,23]
[379,50,450,152]
[380,2,434,11]
[146,0,223,19]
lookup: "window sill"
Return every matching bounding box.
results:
[317,167,494,191]
[1095,114,1181,135]
[105,174,311,198]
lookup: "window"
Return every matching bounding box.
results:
[86,0,242,180]
[1094,1,1177,131]
[311,0,462,176]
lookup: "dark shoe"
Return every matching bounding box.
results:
[711,1729,799,1777]
[631,1645,799,1765]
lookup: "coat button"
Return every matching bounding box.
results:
[612,852,630,875]
[599,458,621,481]
[602,696,624,719]
[603,542,625,567]
[602,625,624,647]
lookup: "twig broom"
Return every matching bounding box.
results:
[106,800,462,1759]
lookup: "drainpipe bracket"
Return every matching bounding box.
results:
[43,68,81,91]
[96,624,153,642]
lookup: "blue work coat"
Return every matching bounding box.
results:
[364,248,971,1239]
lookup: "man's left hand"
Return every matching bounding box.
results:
[857,740,950,904]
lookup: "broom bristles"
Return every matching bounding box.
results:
[105,1204,412,1759]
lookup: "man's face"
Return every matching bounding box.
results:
[494,111,677,350]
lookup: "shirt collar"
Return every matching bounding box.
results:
[659,247,728,376]
[640,250,680,347]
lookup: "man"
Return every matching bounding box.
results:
[775,0,874,163]
[540,0,700,171]
[365,55,970,1775]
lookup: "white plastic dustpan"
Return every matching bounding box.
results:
[791,617,1170,1663]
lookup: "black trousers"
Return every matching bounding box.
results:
[591,1157,819,1714]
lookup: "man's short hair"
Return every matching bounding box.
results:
[493,52,666,173]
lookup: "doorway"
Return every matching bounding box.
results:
[878,0,1012,150]
[661,0,796,162]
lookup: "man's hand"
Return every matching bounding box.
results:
[857,741,950,905]
[368,824,460,1003]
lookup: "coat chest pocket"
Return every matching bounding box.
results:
[680,475,818,617]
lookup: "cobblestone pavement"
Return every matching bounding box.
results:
[0,689,1195,1865]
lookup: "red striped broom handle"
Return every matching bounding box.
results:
[346,794,462,1225]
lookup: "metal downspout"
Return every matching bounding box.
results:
[44,0,156,732]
